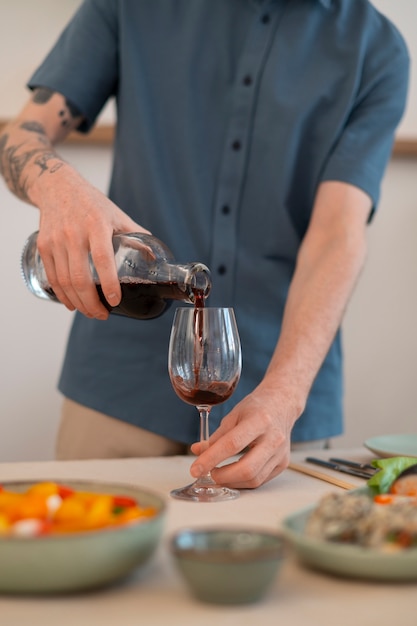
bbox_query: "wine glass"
[168,307,242,502]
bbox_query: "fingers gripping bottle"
[20,231,211,320]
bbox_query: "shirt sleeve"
[27,0,119,133]
[319,26,410,217]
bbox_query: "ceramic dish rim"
[170,525,285,562]
[280,486,417,579]
[363,433,417,458]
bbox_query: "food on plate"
[0,481,158,537]
[305,491,417,550]
[305,457,417,551]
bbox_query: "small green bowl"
[170,527,285,605]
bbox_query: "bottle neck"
[172,262,212,304]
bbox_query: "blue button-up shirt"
[29,0,409,443]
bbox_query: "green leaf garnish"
[367,456,417,494]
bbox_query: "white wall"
[338,157,417,447]
[372,0,417,140]
[0,1,416,461]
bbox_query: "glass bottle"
[21,231,211,320]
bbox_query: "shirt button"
[261,14,270,24]
[217,265,227,275]
[221,205,231,215]
[242,75,253,86]
[231,140,242,151]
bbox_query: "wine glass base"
[170,481,240,503]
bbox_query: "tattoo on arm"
[33,152,64,175]
[20,121,49,146]
[32,87,82,129]
[21,121,46,135]
[0,133,63,202]
[32,87,54,104]
[0,89,77,202]
[0,137,43,201]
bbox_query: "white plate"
[281,487,417,581]
[364,434,417,458]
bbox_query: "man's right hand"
[0,88,149,319]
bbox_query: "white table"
[0,448,414,626]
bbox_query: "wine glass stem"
[197,405,214,483]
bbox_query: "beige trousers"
[56,398,189,460]
[56,398,328,460]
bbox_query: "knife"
[328,457,376,472]
[305,457,374,480]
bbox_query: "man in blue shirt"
[0,0,409,488]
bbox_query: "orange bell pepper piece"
[27,482,59,498]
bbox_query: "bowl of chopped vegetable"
[281,457,417,581]
[0,479,166,594]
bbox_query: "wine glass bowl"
[168,307,242,502]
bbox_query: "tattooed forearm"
[0,133,64,202]
[0,89,79,204]
[0,137,42,201]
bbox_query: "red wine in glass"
[168,306,242,502]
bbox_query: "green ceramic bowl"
[170,527,285,605]
[0,479,166,594]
